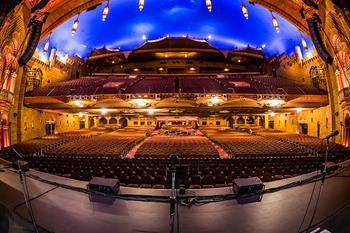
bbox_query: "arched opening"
[89,118,95,128]
[227,117,234,128]
[119,117,128,128]
[236,116,245,125]
[0,114,10,148]
[344,114,350,147]
[109,117,117,124]
[99,117,107,125]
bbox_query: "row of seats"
[27,74,326,96]
[23,156,327,188]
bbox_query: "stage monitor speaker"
[307,17,333,65]
[87,177,120,194]
[19,19,44,66]
[233,177,264,195]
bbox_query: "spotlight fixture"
[139,0,144,11]
[271,12,280,33]
[102,1,110,21]
[71,15,80,36]
[241,2,249,20]
[206,0,212,12]
[43,33,51,55]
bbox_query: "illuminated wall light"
[271,13,280,33]
[139,0,144,11]
[224,68,230,72]
[241,3,249,20]
[206,0,212,12]
[71,15,80,36]
[296,107,303,113]
[301,36,308,52]
[100,108,108,114]
[189,67,196,71]
[269,99,284,107]
[135,99,147,107]
[133,68,139,71]
[185,54,188,58]
[102,2,110,22]
[209,96,220,105]
[165,54,168,58]
[269,112,275,117]
[148,109,154,115]
[78,112,84,118]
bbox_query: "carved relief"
[333,34,350,91]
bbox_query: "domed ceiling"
[37,0,314,59]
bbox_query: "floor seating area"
[204,129,307,157]
[257,130,350,158]
[135,135,219,158]
[11,128,109,156]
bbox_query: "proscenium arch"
[39,0,310,41]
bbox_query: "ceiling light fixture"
[271,12,280,33]
[43,33,51,55]
[102,1,110,21]
[206,0,212,12]
[301,35,308,52]
[71,15,80,36]
[241,2,249,20]
[139,0,144,11]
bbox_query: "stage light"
[262,44,266,49]
[241,3,249,20]
[102,2,110,21]
[142,34,147,40]
[71,15,79,36]
[206,0,212,12]
[271,12,280,33]
[139,0,144,11]
[208,34,212,39]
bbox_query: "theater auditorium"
[0,0,350,233]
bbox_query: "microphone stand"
[13,148,39,233]
[169,155,177,233]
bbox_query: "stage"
[0,161,350,233]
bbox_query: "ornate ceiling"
[25,0,315,40]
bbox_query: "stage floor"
[0,163,350,233]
